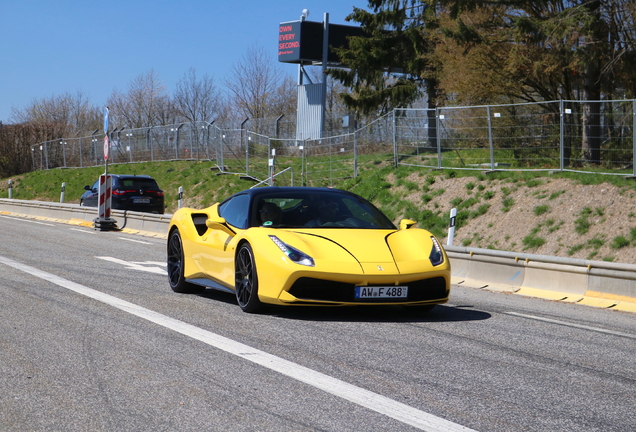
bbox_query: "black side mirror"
[84,185,91,190]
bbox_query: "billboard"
[278,20,365,65]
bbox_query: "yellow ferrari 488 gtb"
[167,187,450,313]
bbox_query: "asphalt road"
[1,214,635,432]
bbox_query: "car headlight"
[269,235,315,267]
[429,236,444,266]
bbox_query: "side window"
[219,194,250,229]
[92,180,99,191]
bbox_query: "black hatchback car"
[80,174,165,214]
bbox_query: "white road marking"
[118,237,151,244]
[506,312,636,339]
[69,228,96,234]
[131,261,166,267]
[96,256,167,275]
[0,254,475,432]
[0,215,55,226]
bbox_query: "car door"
[199,194,250,287]
[82,180,99,206]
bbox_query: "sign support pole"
[95,106,118,231]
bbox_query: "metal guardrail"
[1,198,635,312]
[0,199,170,237]
[446,246,636,310]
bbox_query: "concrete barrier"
[2,198,635,312]
[446,245,636,312]
[0,198,170,237]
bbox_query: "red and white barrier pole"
[98,174,112,219]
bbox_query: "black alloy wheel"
[235,243,262,313]
[167,229,204,294]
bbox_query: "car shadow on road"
[265,304,490,323]
[194,289,491,322]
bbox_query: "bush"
[611,236,630,249]
[523,234,546,249]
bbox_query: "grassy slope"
[2,159,636,263]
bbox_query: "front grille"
[288,276,448,303]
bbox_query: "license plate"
[355,286,408,299]
[133,198,150,203]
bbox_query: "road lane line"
[118,237,152,244]
[506,312,636,339]
[96,256,167,275]
[0,215,55,226]
[0,254,475,432]
[69,228,96,234]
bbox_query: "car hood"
[271,228,440,275]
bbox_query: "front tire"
[235,243,262,313]
[167,229,204,294]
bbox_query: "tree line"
[329,0,636,164]
[0,45,349,178]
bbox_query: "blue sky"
[0,0,367,123]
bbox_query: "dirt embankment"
[399,174,636,264]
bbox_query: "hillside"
[2,160,636,264]
[388,173,636,263]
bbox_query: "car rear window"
[119,178,160,189]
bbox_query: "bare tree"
[173,68,220,123]
[106,70,170,129]
[223,45,287,127]
[10,90,100,137]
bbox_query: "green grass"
[3,159,636,261]
[611,236,631,249]
[522,233,546,249]
[574,207,593,234]
[502,197,514,212]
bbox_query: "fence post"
[61,140,67,168]
[436,108,442,169]
[353,129,358,178]
[300,141,306,186]
[269,139,275,186]
[148,127,155,162]
[633,99,636,178]
[560,99,565,171]
[44,142,50,170]
[79,137,83,168]
[241,118,249,175]
[220,132,226,172]
[487,106,495,170]
[393,109,398,168]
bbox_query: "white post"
[60,182,66,203]
[447,208,457,246]
[178,186,184,209]
[269,148,276,186]
[8,179,13,199]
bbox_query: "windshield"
[250,190,395,229]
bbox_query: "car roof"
[109,174,155,179]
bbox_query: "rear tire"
[167,229,204,294]
[235,243,262,313]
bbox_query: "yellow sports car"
[167,187,450,313]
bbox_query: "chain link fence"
[31,100,636,184]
